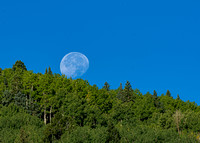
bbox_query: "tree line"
[0,60,200,142]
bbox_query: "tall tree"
[124,81,133,102]
[173,110,184,135]
[117,83,125,101]
[11,68,23,94]
[103,82,110,91]
[12,60,27,71]
[48,67,53,75]
[45,68,48,74]
[166,90,171,97]
[153,90,158,98]
[177,94,180,100]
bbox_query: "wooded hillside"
[0,61,200,142]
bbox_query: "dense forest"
[0,60,200,143]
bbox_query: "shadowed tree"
[177,94,180,100]
[14,91,26,108]
[1,90,13,106]
[103,82,110,91]
[153,90,158,98]
[48,67,53,75]
[106,121,121,143]
[124,81,133,102]
[45,68,48,74]
[166,90,171,97]
[12,60,27,71]
[4,77,8,89]
[117,83,125,101]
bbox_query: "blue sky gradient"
[0,0,200,104]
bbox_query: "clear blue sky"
[0,0,200,104]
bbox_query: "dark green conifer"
[14,92,26,108]
[48,67,53,75]
[177,94,180,100]
[12,60,27,71]
[45,68,48,74]
[106,121,121,143]
[153,90,158,98]
[166,90,171,97]
[117,83,124,101]
[1,90,13,106]
[124,81,133,101]
[103,82,110,91]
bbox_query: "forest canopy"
[0,61,200,143]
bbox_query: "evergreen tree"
[45,68,48,74]
[1,90,13,106]
[124,81,133,102]
[166,90,171,97]
[103,82,110,91]
[48,67,53,75]
[0,60,199,143]
[117,83,124,101]
[153,90,158,98]
[12,60,27,71]
[14,91,26,108]
[177,94,180,100]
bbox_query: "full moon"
[60,52,89,78]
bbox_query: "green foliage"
[0,61,199,142]
[123,81,134,102]
[1,90,13,106]
[166,90,171,97]
[117,125,197,143]
[0,104,44,142]
[43,112,75,142]
[60,126,108,143]
[12,60,27,71]
[103,82,110,91]
[106,121,121,143]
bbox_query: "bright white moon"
[60,52,89,78]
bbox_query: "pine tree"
[117,83,125,101]
[48,67,53,75]
[45,68,48,74]
[166,90,171,97]
[12,60,27,71]
[153,90,158,98]
[103,82,110,91]
[177,94,180,100]
[124,81,133,102]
